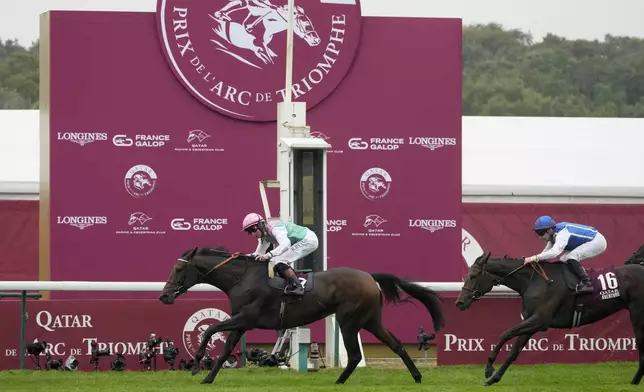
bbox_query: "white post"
[284,0,295,103]
[280,0,307,369]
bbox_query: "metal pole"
[20,290,26,370]
[284,0,295,103]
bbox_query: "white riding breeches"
[560,232,607,262]
[271,230,319,267]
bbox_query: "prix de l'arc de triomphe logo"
[156,0,363,121]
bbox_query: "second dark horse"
[455,244,644,386]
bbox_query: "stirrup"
[576,282,593,293]
[284,286,304,296]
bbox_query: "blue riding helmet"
[533,216,556,233]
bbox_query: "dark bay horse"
[455,245,644,386]
[159,246,445,385]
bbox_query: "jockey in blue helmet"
[524,215,607,295]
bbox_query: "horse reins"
[529,261,553,283]
[465,260,553,300]
[172,252,241,292]
[203,252,240,275]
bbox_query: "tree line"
[1,23,643,116]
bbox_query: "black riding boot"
[282,267,304,296]
[568,259,593,295]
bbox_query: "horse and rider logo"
[124,164,158,198]
[182,308,231,360]
[210,0,321,68]
[156,0,363,121]
[359,168,392,201]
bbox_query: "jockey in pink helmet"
[242,212,319,296]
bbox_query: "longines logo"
[156,0,363,121]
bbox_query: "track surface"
[0,362,638,392]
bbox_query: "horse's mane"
[197,245,231,256]
[489,254,523,263]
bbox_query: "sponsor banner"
[0,298,445,369]
[347,136,458,152]
[0,299,257,370]
[0,297,636,370]
[437,297,637,365]
[0,299,326,370]
[45,10,462,297]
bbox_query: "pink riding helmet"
[241,212,264,231]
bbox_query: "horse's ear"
[483,252,492,262]
[474,252,489,265]
[186,247,199,260]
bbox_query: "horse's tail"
[370,273,445,332]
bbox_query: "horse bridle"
[461,259,551,300]
[460,264,504,301]
[169,250,241,295]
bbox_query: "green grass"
[0,363,639,392]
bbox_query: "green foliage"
[1,23,644,117]
[0,38,39,109]
[463,23,644,117]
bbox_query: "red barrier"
[436,297,637,365]
[0,200,38,281]
[0,298,328,370]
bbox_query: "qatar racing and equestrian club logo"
[156,0,362,121]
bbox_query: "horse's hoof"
[201,378,214,384]
[484,377,499,386]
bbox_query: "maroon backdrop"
[461,203,644,273]
[0,200,38,281]
[7,202,644,282]
[44,9,463,299]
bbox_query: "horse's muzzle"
[455,294,475,311]
[158,293,175,305]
